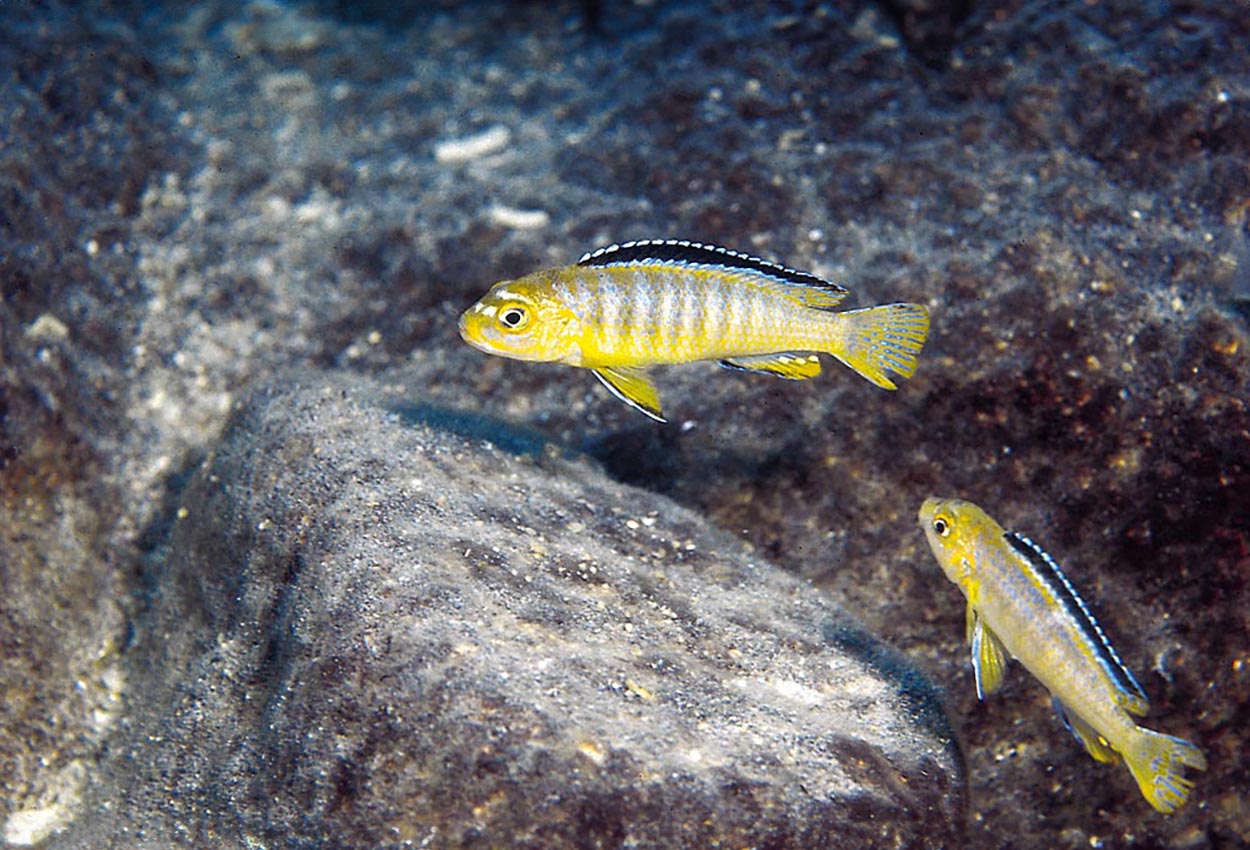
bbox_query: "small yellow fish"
[918,497,1207,814]
[459,240,930,421]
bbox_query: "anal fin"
[969,608,1010,700]
[718,352,822,380]
[592,366,665,422]
[1052,697,1121,764]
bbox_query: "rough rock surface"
[1,0,1247,848]
[53,373,961,848]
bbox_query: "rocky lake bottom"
[1,1,1247,847]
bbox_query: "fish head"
[459,273,580,363]
[918,496,990,591]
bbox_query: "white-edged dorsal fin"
[578,239,848,309]
[1004,531,1149,713]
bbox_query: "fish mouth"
[458,314,504,356]
[458,312,484,348]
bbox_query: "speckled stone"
[52,372,963,848]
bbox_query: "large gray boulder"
[56,372,962,848]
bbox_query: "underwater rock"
[57,372,963,849]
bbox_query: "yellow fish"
[918,497,1207,813]
[459,240,930,421]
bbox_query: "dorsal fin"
[1003,531,1149,712]
[578,239,848,309]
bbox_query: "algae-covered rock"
[54,372,962,848]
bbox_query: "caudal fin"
[830,303,930,389]
[1124,727,1207,814]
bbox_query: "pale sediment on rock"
[58,371,963,849]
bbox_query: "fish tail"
[1123,727,1207,814]
[828,303,930,389]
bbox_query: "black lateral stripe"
[1003,532,1147,702]
[578,239,846,294]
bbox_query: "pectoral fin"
[969,609,1009,700]
[1052,697,1120,764]
[592,367,665,422]
[718,352,823,380]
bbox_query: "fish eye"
[498,306,528,330]
[933,517,950,538]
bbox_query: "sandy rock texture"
[45,373,961,848]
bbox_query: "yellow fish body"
[918,497,1206,813]
[459,240,930,421]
